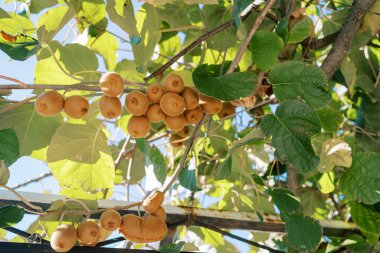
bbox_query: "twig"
[226,0,277,74]
[114,135,131,167]
[321,0,376,80]
[286,166,299,195]
[162,113,207,193]
[330,193,345,220]
[0,96,37,114]
[0,84,143,92]
[0,75,26,87]
[12,172,53,190]
[0,185,43,212]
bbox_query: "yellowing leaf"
[318,172,335,194]
[317,139,352,173]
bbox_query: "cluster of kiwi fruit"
[34,72,124,120]
[125,73,236,140]
[50,191,167,252]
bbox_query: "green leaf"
[275,18,289,42]
[47,120,115,192]
[268,188,300,215]
[156,2,198,29]
[0,161,10,185]
[249,31,283,72]
[159,241,185,253]
[318,172,335,194]
[106,0,139,37]
[285,213,322,252]
[89,32,118,71]
[136,139,167,184]
[299,189,326,217]
[193,64,257,101]
[317,107,343,133]
[340,152,380,205]
[29,0,58,13]
[288,17,313,44]
[0,33,39,61]
[349,202,380,235]
[269,61,330,109]
[260,100,321,173]
[317,139,352,173]
[179,164,201,192]
[115,59,146,83]
[37,5,76,42]
[215,155,232,180]
[0,128,19,166]
[0,206,24,228]
[0,104,63,158]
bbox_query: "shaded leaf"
[215,155,232,180]
[0,32,38,61]
[0,128,19,166]
[159,241,185,253]
[0,206,24,228]
[179,164,201,192]
[350,202,380,235]
[288,17,313,43]
[317,107,343,133]
[268,188,300,215]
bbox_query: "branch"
[321,0,376,80]
[162,113,207,193]
[143,4,270,82]
[0,83,143,92]
[0,96,37,114]
[286,166,299,195]
[0,74,26,87]
[226,0,277,74]
[12,172,53,190]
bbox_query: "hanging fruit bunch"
[50,191,167,252]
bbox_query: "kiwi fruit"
[35,91,65,117]
[146,104,165,123]
[119,214,167,243]
[181,87,199,110]
[169,134,184,148]
[77,221,100,245]
[184,106,203,125]
[127,116,151,138]
[50,224,77,252]
[163,74,184,93]
[146,84,164,103]
[164,115,186,132]
[100,209,122,231]
[217,102,236,119]
[99,96,122,119]
[64,95,90,119]
[151,206,167,221]
[160,93,185,117]
[199,94,222,114]
[99,72,124,97]
[125,91,149,116]
[143,191,165,213]
[176,126,189,138]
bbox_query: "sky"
[0,1,259,252]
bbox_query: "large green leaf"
[317,107,343,133]
[340,152,380,205]
[0,128,19,166]
[0,33,39,61]
[317,138,352,173]
[47,120,115,192]
[136,139,167,184]
[285,213,322,252]
[88,32,118,71]
[248,31,283,72]
[193,64,257,101]
[179,164,201,192]
[35,41,100,84]
[260,100,321,173]
[156,1,199,29]
[0,104,63,158]
[288,17,313,44]
[106,0,139,37]
[0,206,24,228]
[350,202,380,235]
[269,61,330,109]
[268,188,300,215]
[37,5,76,42]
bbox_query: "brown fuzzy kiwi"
[119,214,167,243]
[159,93,185,117]
[169,134,184,148]
[64,95,90,119]
[199,94,222,114]
[164,115,186,131]
[163,74,184,93]
[146,104,165,123]
[143,191,165,213]
[181,87,199,110]
[146,84,164,103]
[184,106,203,125]
[99,72,124,97]
[99,96,122,119]
[176,126,189,138]
[50,224,77,253]
[100,209,122,232]
[125,91,149,116]
[217,102,236,119]
[35,91,65,116]
[76,221,100,245]
[127,116,151,138]
[151,206,167,221]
